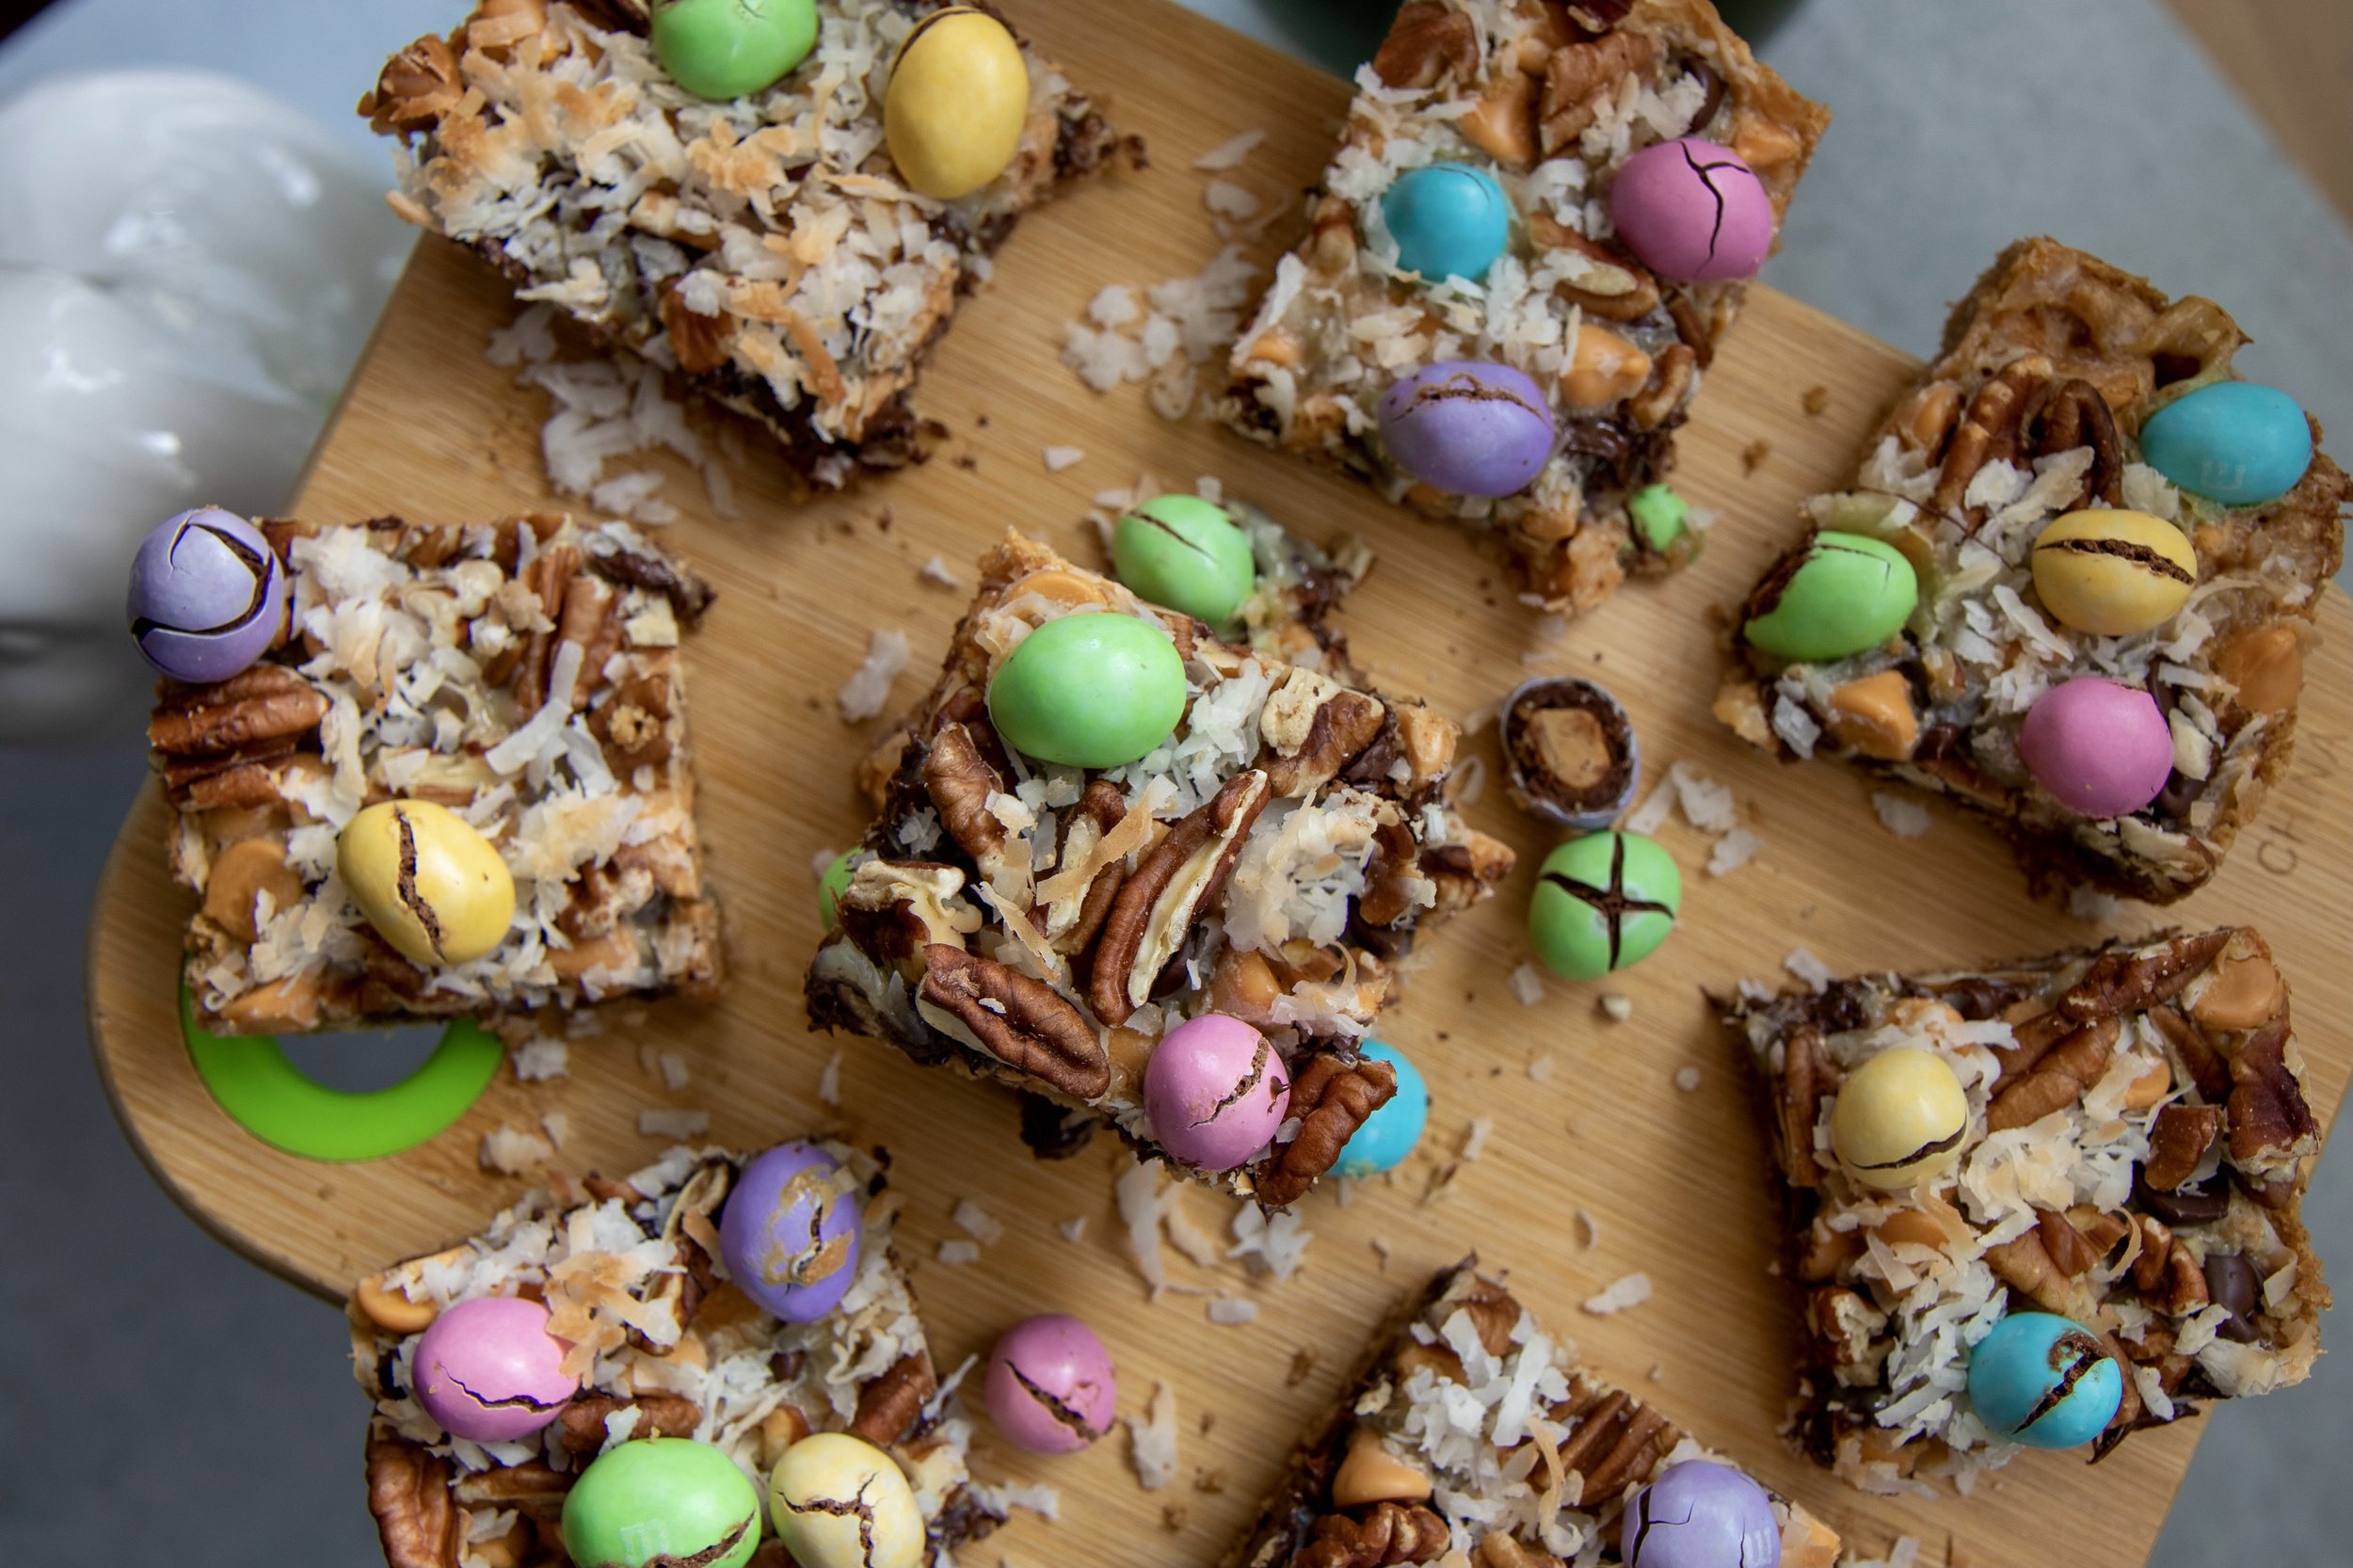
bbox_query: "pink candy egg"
[1608,136,1773,282]
[413,1296,578,1444]
[2018,677,2175,818]
[984,1314,1117,1454]
[1143,1013,1290,1173]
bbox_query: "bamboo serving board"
[85,4,2349,1563]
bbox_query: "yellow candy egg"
[2028,509,2197,637]
[336,799,516,968]
[768,1433,922,1568]
[884,8,1030,200]
[1830,1047,1970,1191]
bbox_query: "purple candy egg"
[1609,137,1774,283]
[718,1141,864,1323]
[413,1296,577,1445]
[1144,1014,1290,1173]
[984,1314,1117,1455]
[125,506,287,684]
[1377,360,1555,499]
[2017,676,2175,819]
[1623,1460,1782,1568]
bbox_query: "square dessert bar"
[1730,928,2329,1491]
[807,533,1513,1206]
[151,514,720,1034]
[1717,237,2349,902]
[1224,1262,1842,1568]
[363,0,1128,489]
[352,1142,1000,1568]
[1221,0,1828,614]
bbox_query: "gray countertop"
[2,1,2345,1562]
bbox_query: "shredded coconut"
[1871,792,1931,839]
[817,1050,843,1107]
[1783,946,1833,992]
[1192,129,1267,170]
[1042,444,1086,472]
[1207,1297,1259,1326]
[1126,1382,1179,1490]
[952,1199,1004,1247]
[1581,1272,1653,1316]
[1509,964,1547,1005]
[935,1240,981,1266]
[1599,993,1633,1022]
[1673,1066,1702,1093]
[838,630,910,722]
[636,1108,709,1140]
[512,1038,570,1081]
[479,1124,553,1174]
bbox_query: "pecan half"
[922,722,1009,864]
[2144,1103,2226,1191]
[1048,781,1130,955]
[1088,771,1271,1024]
[2036,1207,2103,1277]
[360,34,461,135]
[2034,376,2123,507]
[1371,2,1479,89]
[1984,1228,2093,1317]
[1301,1502,1450,1568]
[850,1352,937,1447]
[150,664,327,758]
[1929,356,2052,520]
[449,1457,570,1520]
[2146,1002,2232,1100]
[1627,343,1697,429]
[1549,1384,1670,1503]
[1987,1016,2119,1132]
[557,1392,699,1456]
[2226,1016,2318,1173]
[919,944,1110,1099]
[1255,1053,1398,1207]
[1540,32,1656,155]
[364,1432,465,1568]
[1994,932,2230,1080]
[1776,1025,1829,1188]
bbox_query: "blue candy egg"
[1966,1311,2122,1449]
[1381,164,1511,285]
[1333,1040,1428,1176]
[2138,380,2313,507]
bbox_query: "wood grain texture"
[86,3,2348,1563]
[2163,0,2353,223]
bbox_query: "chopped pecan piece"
[150,664,327,758]
[850,1352,937,1446]
[920,945,1109,1099]
[1301,1501,1450,1568]
[556,1391,700,1456]
[364,1432,466,1568]
[1088,771,1270,1024]
[1776,1025,1829,1188]
[1261,679,1385,797]
[2225,1017,2318,1172]
[922,722,1009,864]
[2143,1103,2226,1192]
[1929,355,2051,520]
[1539,31,1656,155]
[2035,1207,2103,1277]
[1255,1053,1398,1207]
[2146,1003,2232,1100]
[1987,1016,2118,1131]
[659,278,732,374]
[2033,376,2123,506]
[1984,1228,2092,1317]
[1371,2,1479,89]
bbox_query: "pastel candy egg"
[987,612,1186,769]
[1112,494,1257,626]
[564,1437,761,1568]
[1609,136,1774,282]
[1377,360,1556,498]
[2029,509,2196,636]
[1966,1311,2123,1448]
[717,1141,863,1323]
[411,1296,576,1444]
[2017,676,2174,818]
[984,1313,1117,1454]
[650,0,818,100]
[1143,1013,1290,1173]
[2138,380,2313,507]
[818,849,861,932]
[125,507,286,684]
[1627,483,1689,552]
[1380,162,1512,284]
[884,8,1031,200]
[769,1432,924,1568]
[1830,1047,1968,1190]
[1331,1040,1427,1176]
[1529,831,1680,981]
[336,800,517,968]
[1741,531,1918,664]
[1623,1460,1782,1568]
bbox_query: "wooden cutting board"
[84,3,2349,1563]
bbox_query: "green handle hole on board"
[179,983,502,1161]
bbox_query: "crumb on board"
[1802,384,1830,416]
[656,1050,689,1091]
[1460,1117,1495,1162]
[1042,444,1085,472]
[953,1198,1004,1246]
[1369,1236,1394,1272]
[1741,438,1772,473]
[837,629,909,722]
[1206,1297,1258,1326]
[1673,1065,1702,1093]
[1058,1215,1089,1244]
[1581,1272,1653,1316]
[539,1111,568,1148]
[1576,1208,1599,1250]
[1287,1349,1317,1385]
[2070,885,2121,921]
[1599,993,1633,1022]
[919,554,962,588]
[1508,963,1546,1005]
[1528,1052,1557,1082]
[936,1239,981,1266]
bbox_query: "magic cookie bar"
[807,534,1513,1206]
[1221,0,1828,613]
[352,1142,1001,1568]
[151,515,719,1033]
[1730,929,2329,1491]
[1717,238,2349,902]
[363,0,1127,489]
[1225,1262,1842,1567]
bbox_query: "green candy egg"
[1741,530,1918,664]
[818,849,860,932]
[1627,483,1689,552]
[1529,831,1681,980]
[562,1438,760,1568]
[987,612,1186,769]
[651,0,818,101]
[1112,494,1257,626]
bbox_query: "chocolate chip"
[1016,1092,1098,1160]
[2202,1252,2261,1342]
[1936,977,2025,1022]
[2133,1168,2228,1227]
